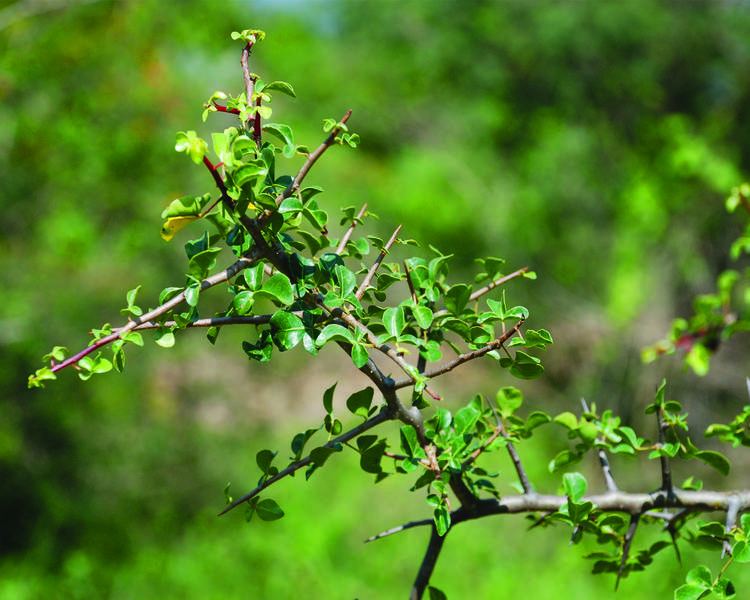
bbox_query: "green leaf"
[42,346,68,362]
[510,351,544,379]
[310,445,338,467]
[270,311,305,351]
[444,284,471,314]
[320,383,337,415]
[334,264,357,297]
[351,343,369,369]
[428,586,448,600]
[412,305,434,329]
[232,161,268,188]
[686,565,713,588]
[346,387,374,418]
[155,330,175,348]
[175,130,208,164]
[434,505,451,536]
[674,584,709,600]
[28,367,57,389]
[454,403,481,435]
[695,450,730,476]
[563,472,587,503]
[686,343,711,376]
[188,247,222,279]
[554,412,578,430]
[400,425,425,459]
[316,324,355,347]
[263,123,295,158]
[230,29,266,44]
[256,498,284,521]
[382,306,406,338]
[243,330,273,363]
[184,283,200,307]
[233,290,255,315]
[733,540,750,563]
[257,273,294,306]
[496,386,523,417]
[256,449,277,475]
[243,263,265,291]
[278,197,303,215]
[261,80,296,97]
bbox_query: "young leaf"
[255,498,284,521]
[346,387,374,419]
[256,273,294,306]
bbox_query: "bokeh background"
[3,0,750,597]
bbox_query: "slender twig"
[723,495,741,557]
[463,426,505,467]
[253,93,262,145]
[483,396,533,494]
[260,109,353,219]
[219,408,391,516]
[616,514,640,590]
[117,314,280,333]
[366,518,433,543]
[656,405,673,497]
[49,253,260,374]
[410,525,447,600]
[240,41,257,133]
[355,225,402,300]
[212,102,240,115]
[335,203,368,254]
[432,267,529,319]
[393,319,525,389]
[371,489,750,544]
[329,306,441,401]
[404,261,418,303]
[581,398,618,493]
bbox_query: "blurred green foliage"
[3,0,750,597]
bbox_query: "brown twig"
[432,267,529,319]
[366,518,432,543]
[616,514,640,590]
[219,408,391,516]
[240,41,257,134]
[410,525,447,600]
[260,109,353,220]
[656,405,673,497]
[49,253,260,374]
[392,319,525,389]
[355,225,401,300]
[335,203,368,254]
[212,102,240,115]
[581,398,618,493]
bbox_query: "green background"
[2,0,750,597]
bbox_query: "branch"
[49,253,260,374]
[355,224,401,300]
[366,518,432,543]
[219,407,392,516]
[118,313,280,332]
[432,267,529,319]
[410,525,447,600]
[335,203,368,254]
[212,102,240,115]
[240,41,257,133]
[723,495,741,557]
[581,398,618,493]
[257,109,353,221]
[393,319,525,389]
[616,514,640,590]
[656,404,674,497]
[372,489,750,544]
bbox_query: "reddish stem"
[212,102,240,115]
